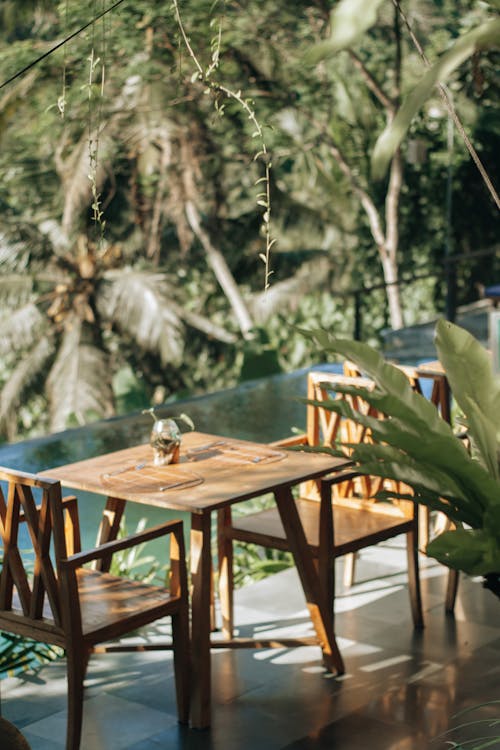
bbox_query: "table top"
[416,360,446,376]
[42,431,347,514]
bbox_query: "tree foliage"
[0,0,497,440]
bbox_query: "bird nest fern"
[299,319,500,585]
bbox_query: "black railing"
[348,245,498,340]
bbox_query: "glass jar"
[149,418,181,466]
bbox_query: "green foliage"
[0,2,498,441]
[0,632,62,676]
[230,493,294,587]
[372,18,500,179]
[437,700,500,750]
[109,516,168,585]
[306,0,385,61]
[300,319,500,578]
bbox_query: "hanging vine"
[85,0,107,245]
[171,0,275,289]
[57,0,69,118]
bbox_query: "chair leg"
[210,565,217,632]
[217,508,234,639]
[343,552,357,587]
[171,608,191,724]
[445,568,459,613]
[418,505,430,549]
[66,648,88,750]
[406,530,424,629]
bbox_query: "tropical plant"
[300,318,500,597]
[306,0,500,328]
[436,700,500,750]
[1,1,498,442]
[227,492,294,587]
[0,632,62,676]
[109,516,169,585]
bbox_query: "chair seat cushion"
[77,569,178,642]
[229,497,414,556]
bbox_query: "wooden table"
[416,360,451,423]
[44,431,348,728]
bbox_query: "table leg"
[274,485,345,675]
[94,496,126,572]
[190,511,212,729]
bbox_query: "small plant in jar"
[142,408,195,466]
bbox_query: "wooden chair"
[0,468,190,750]
[342,361,459,611]
[217,373,423,673]
[0,717,32,750]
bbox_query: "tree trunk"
[380,249,404,330]
[185,201,255,339]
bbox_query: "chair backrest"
[307,372,413,517]
[0,467,74,634]
[343,360,450,422]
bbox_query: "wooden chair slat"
[0,466,190,748]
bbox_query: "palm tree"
[0,209,242,439]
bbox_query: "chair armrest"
[269,434,308,448]
[61,519,184,569]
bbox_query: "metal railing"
[348,246,498,340]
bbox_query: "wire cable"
[0,0,127,92]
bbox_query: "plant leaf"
[0,303,45,356]
[0,335,54,437]
[97,270,185,366]
[427,528,500,576]
[372,18,500,179]
[305,0,385,62]
[299,328,500,522]
[435,319,500,478]
[46,315,113,432]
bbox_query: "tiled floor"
[2,543,499,749]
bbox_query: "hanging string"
[0,0,127,92]
[393,0,499,210]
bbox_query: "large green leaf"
[302,330,457,436]
[371,18,500,179]
[304,391,491,525]
[463,395,499,480]
[348,454,484,527]
[305,0,385,62]
[300,326,500,527]
[427,528,500,576]
[435,319,500,419]
[435,319,500,478]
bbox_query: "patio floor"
[2,542,499,750]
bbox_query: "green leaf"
[435,319,500,479]
[427,528,500,576]
[435,319,500,419]
[300,329,500,523]
[462,395,499,480]
[305,0,385,62]
[371,18,500,179]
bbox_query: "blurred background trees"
[0,0,498,440]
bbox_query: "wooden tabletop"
[416,360,446,376]
[42,431,347,514]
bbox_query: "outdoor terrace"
[1,358,499,749]
[2,544,499,749]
